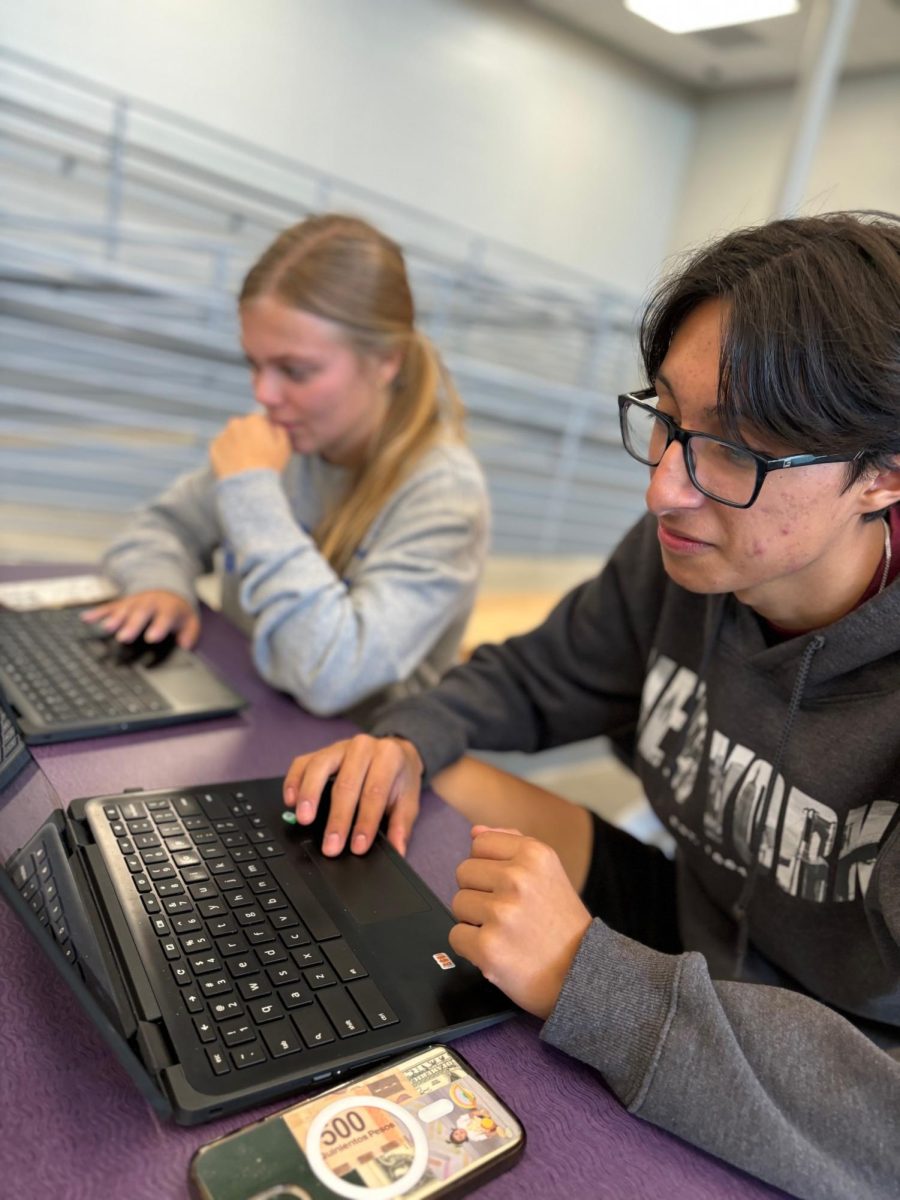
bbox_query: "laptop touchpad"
[304,841,431,925]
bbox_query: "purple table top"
[0,567,788,1199]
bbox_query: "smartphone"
[189,1044,525,1200]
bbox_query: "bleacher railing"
[0,46,648,558]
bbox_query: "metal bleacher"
[0,46,649,561]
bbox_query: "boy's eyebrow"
[655,371,720,421]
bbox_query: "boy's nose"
[646,441,705,513]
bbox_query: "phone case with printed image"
[189,1044,525,1200]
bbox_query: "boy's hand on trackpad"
[283,734,424,859]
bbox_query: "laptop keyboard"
[0,608,171,725]
[9,817,110,979]
[0,703,29,789]
[98,787,399,1079]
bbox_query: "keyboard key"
[292,1006,335,1049]
[318,988,366,1038]
[222,1020,256,1047]
[238,976,271,1001]
[269,911,299,931]
[184,989,205,1013]
[207,916,237,937]
[193,1016,217,1043]
[206,1046,230,1075]
[200,975,233,998]
[189,953,223,975]
[280,927,311,949]
[209,997,244,1021]
[349,979,399,1029]
[248,996,284,1024]
[216,873,243,891]
[235,907,265,926]
[227,956,259,978]
[231,1044,266,1069]
[173,915,203,934]
[304,966,337,990]
[267,962,301,987]
[261,1020,302,1058]
[170,962,192,986]
[291,946,323,969]
[323,940,368,982]
[277,981,314,1009]
[256,944,287,966]
[215,934,248,957]
[180,932,211,953]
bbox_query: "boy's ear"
[859,455,900,515]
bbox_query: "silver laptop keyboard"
[98,787,399,1078]
[0,608,171,724]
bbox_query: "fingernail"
[352,833,368,853]
[324,832,341,855]
[298,801,313,823]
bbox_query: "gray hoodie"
[102,442,489,722]
[371,511,900,1200]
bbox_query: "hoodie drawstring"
[731,632,826,975]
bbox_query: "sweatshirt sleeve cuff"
[104,563,198,608]
[541,919,682,1107]
[214,470,305,556]
[368,703,469,783]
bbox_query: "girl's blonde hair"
[239,214,466,577]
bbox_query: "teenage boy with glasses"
[282,211,900,1200]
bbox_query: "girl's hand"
[81,589,200,648]
[210,413,292,478]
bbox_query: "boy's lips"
[657,521,713,552]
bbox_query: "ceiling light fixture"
[624,0,800,35]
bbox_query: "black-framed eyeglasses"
[617,389,859,509]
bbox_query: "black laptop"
[0,605,245,743]
[0,708,514,1125]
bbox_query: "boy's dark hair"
[640,211,900,486]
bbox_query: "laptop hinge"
[136,1018,176,1073]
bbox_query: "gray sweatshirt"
[371,512,900,1200]
[101,442,489,720]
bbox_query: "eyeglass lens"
[623,402,758,506]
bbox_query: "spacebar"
[288,870,340,941]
